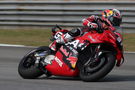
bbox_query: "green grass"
[0,29,134,51]
[0,29,52,46]
[123,33,135,52]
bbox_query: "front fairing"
[78,30,116,44]
[81,31,104,44]
[79,30,124,66]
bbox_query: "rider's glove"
[88,22,98,30]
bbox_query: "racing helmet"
[102,9,122,26]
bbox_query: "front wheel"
[18,46,49,79]
[79,52,116,82]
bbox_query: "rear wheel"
[79,53,116,82]
[18,46,49,79]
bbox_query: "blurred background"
[0,0,134,51]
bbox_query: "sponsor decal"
[88,36,96,42]
[67,56,78,69]
[55,57,63,67]
[60,46,69,56]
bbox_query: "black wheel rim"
[22,49,48,68]
[82,56,107,75]
[23,53,36,68]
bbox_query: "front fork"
[34,51,52,76]
[83,44,108,73]
[34,51,48,67]
[84,45,102,66]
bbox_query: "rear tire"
[18,46,49,79]
[79,53,116,82]
[18,60,43,79]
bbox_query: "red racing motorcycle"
[18,25,124,82]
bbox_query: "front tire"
[79,53,116,82]
[18,46,49,79]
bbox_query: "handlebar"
[52,24,62,33]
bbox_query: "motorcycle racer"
[18,9,125,81]
[49,9,124,66]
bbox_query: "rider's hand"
[102,22,109,30]
[88,23,98,29]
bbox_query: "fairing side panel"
[45,46,79,76]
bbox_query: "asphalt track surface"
[0,46,135,90]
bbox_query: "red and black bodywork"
[18,25,124,81]
[45,28,124,77]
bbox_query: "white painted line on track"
[0,44,35,48]
[124,51,135,54]
[0,44,135,53]
[0,44,25,47]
